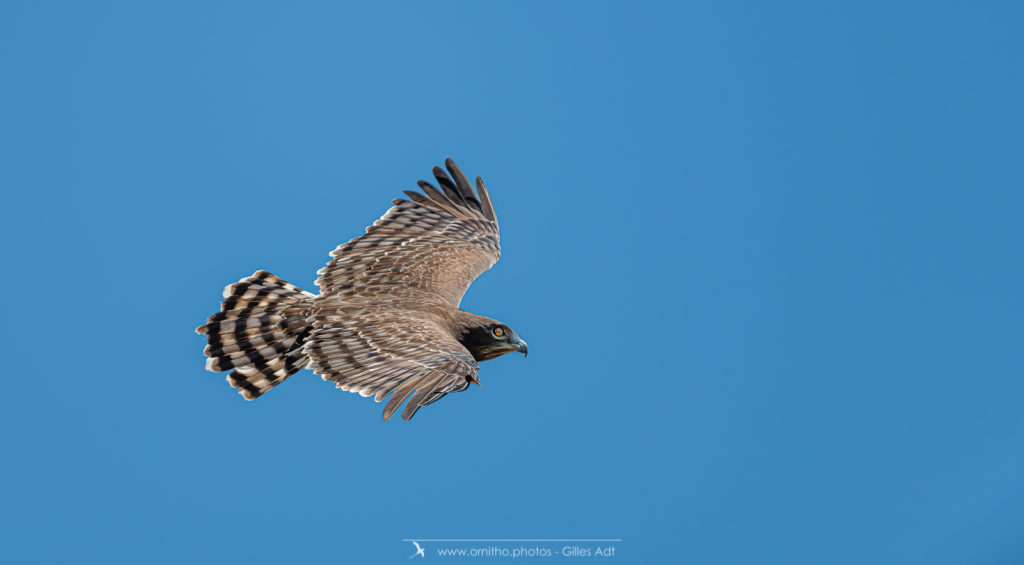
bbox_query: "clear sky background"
[2,2,1022,564]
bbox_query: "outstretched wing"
[305,314,480,421]
[307,159,498,420]
[315,158,499,308]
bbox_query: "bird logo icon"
[409,540,426,559]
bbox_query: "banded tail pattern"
[196,270,315,399]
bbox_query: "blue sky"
[2,2,1022,563]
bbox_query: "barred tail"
[196,270,315,399]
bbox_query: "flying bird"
[409,541,426,559]
[196,158,527,421]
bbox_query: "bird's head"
[458,318,528,362]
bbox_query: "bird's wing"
[315,158,500,309]
[305,313,479,421]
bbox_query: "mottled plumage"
[196,159,527,421]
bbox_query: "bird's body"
[196,159,526,421]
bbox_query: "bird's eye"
[492,326,505,338]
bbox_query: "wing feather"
[444,158,483,212]
[432,166,471,208]
[475,177,497,224]
[401,370,451,421]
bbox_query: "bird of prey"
[196,158,527,421]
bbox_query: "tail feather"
[197,270,314,399]
[226,345,310,399]
[203,332,297,359]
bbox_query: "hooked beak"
[515,338,528,358]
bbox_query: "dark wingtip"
[474,176,497,223]
[443,158,482,212]
[432,165,467,206]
